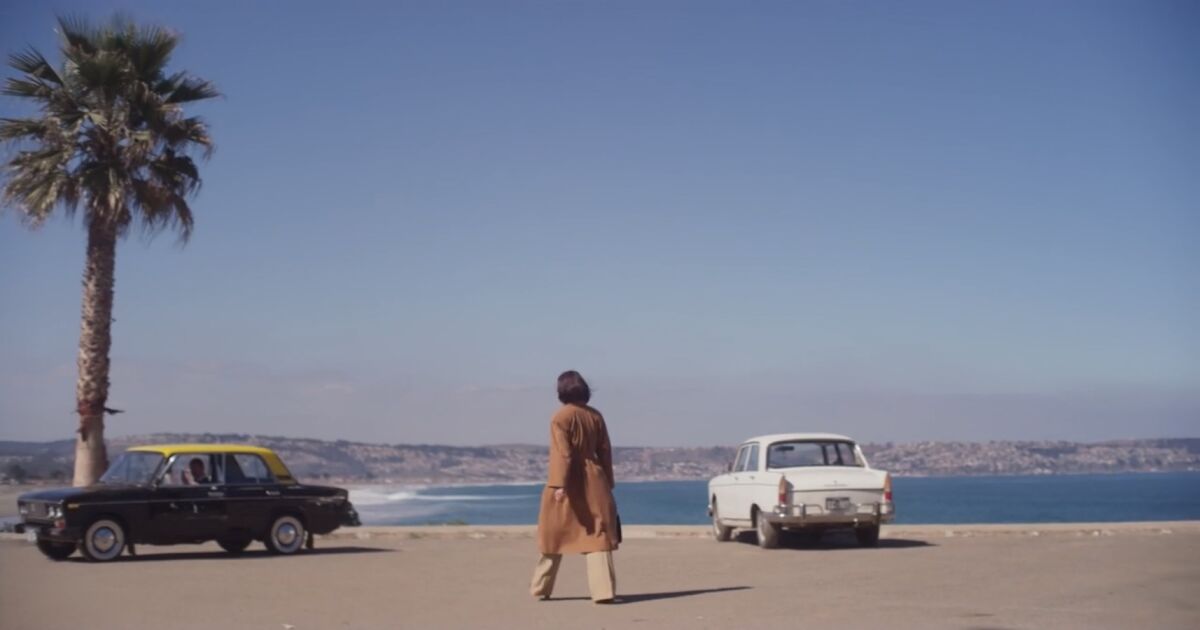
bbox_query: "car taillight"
[778,477,788,505]
[883,473,893,502]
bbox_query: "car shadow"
[544,586,752,603]
[732,530,934,550]
[67,546,392,563]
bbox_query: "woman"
[530,370,619,603]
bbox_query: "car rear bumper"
[766,501,895,527]
[340,503,361,527]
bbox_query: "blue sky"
[1,1,1196,445]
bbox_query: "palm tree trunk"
[72,219,117,487]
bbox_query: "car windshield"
[766,441,862,469]
[99,452,164,485]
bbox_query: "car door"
[731,443,761,519]
[722,444,752,521]
[150,453,228,541]
[712,445,746,520]
[223,453,278,537]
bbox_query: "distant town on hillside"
[1,434,1197,484]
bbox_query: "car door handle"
[266,490,281,496]
[208,492,224,498]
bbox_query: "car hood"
[19,484,143,503]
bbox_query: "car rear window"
[767,441,862,468]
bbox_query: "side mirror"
[726,463,733,473]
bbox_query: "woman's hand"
[553,488,566,503]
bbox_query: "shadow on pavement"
[618,586,752,603]
[732,530,935,550]
[67,546,392,563]
[545,586,752,603]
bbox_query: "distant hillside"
[1,434,1197,483]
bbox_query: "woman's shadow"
[547,586,750,603]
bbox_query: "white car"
[707,433,894,548]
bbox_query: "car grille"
[20,502,50,520]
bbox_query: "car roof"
[127,444,278,456]
[742,433,856,445]
[126,444,297,483]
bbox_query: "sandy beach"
[1,522,1197,629]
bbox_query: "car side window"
[158,454,223,486]
[836,442,861,466]
[226,454,275,485]
[746,444,760,471]
[732,446,749,472]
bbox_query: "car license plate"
[826,497,851,512]
[25,528,38,542]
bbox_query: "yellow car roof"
[126,444,296,482]
[128,444,277,456]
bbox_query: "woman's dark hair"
[557,370,591,405]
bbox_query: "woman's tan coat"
[536,404,619,555]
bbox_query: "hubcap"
[93,527,116,552]
[277,522,298,546]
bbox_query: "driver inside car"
[183,458,211,485]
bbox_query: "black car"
[17,444,361,562]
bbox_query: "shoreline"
[315,469,1200,485]
[297,520,1200,541]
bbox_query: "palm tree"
[1,16,218,485]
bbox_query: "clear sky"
[1,0,1196,446]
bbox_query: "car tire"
[856,524,881,547]
[711,501,733,542]
[264,515,305,555]
[36,537,76,561]
[80,518,126,562]
[218,538,252,554]
[755,509,780,549]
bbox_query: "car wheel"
[755,509,780,549]
[80,518,126,562]
[856,524,880,547]
[711,501,733,542]
[36,537,76,561]
[218,538,252,554]
[264,515,305,555]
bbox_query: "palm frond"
[127,25,178,82]
[56,15,100,56]
[2,77,55,100]
[8,47,64,85]
[0,117,52,142]
[165,76,219,104]
[131,176,194,242]
[2,145,78,224]
[161,116,214,155]
[73,54,127,100]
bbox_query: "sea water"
[351,472,1200,526]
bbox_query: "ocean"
[350,472,1200,526]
